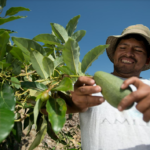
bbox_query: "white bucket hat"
[106,24,150,71]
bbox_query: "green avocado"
[41,91,49,102]
[93,71,133,109]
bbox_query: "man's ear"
[146,57,150,64]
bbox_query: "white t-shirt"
[79,78,150,150]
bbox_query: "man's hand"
[118,77,150,122]
[67,76,105,114]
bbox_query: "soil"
[21,113,81,150]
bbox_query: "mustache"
[119,56,137,62]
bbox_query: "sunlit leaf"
[0,83,16,111]
[72,30,86,42]
[10,46,30,63]
[0,108,14,142]
[42,56,54,77]
[54,56,64,68]
[47,54,54,61]
[12,37,46,56]
[11,77,21,89]
[28,116,47,150]
[57,66,75,75]
[0,29,16,34]
[0,31,10,61]
[63,38,80,74]
[50,23,68,43]
[46,97,67,134]
[33,99,43,129]
[5,7,30,16]
[81,44,109,73]
[33,34,61,46]
[30,50,49,79]
[10,47,24,62]
[66,15,80,36]
[54,77,73,91]
[0,16,26,25]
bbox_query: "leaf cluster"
[0,0,109,149]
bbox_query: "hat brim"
[106,32,150,71]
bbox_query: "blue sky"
[2,0,150,79]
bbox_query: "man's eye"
[120,47,126,49]
[135,49,142,52]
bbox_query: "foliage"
[0,0,109,149]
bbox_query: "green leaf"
[12,37,46,56]
[0,16,26,25]
[21,81,47,91]
[33,99,43,129]
[66,15,80,36]
[54,56,64,68]
[78,62,85,76]
[11,77,21,89]
[72,30,86,42]
[10,46,30,64]
[13,121,22,143]
[81,44,109,73]
[30,50,49,79]
[26,110,34,135]
[50,23,68,43]
[10,47,24,62]
[44,47,54,56]
[47,120,58,140]
[46,97,67,134]
[0,0,6,8]
[5,7,30,16]
[53,77,73,91]
[0,31,10,61]
[63,38,80,74]
[0,29,16,34]
[57,66,75,75]
[24,117,29,130]
[28,116,47,150]
[0,84,16,111]
[12,61,21,75]
[42,56,54,77]
[0,108,14,142]
[0,60,11,70]
[33,34,61,46]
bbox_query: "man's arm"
[118,77,150,122]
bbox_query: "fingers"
[74,76,95,90]
[75,85,101,95]
[71,90,105,112]
[136,97,150,113]
[143,109,150,122]
[118,93,136,111]
[71,76,103,113]
[121,77,142,90]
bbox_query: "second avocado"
[93,71,133,109]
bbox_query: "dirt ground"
[21,113,81,150]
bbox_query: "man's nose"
[125,48,134,57]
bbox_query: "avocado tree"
[0,0,109,149]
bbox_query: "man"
[67,24,150,150]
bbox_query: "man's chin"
[114,66,134,74]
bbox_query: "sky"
[2,0,150,79]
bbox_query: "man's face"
[113,38,148,78]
